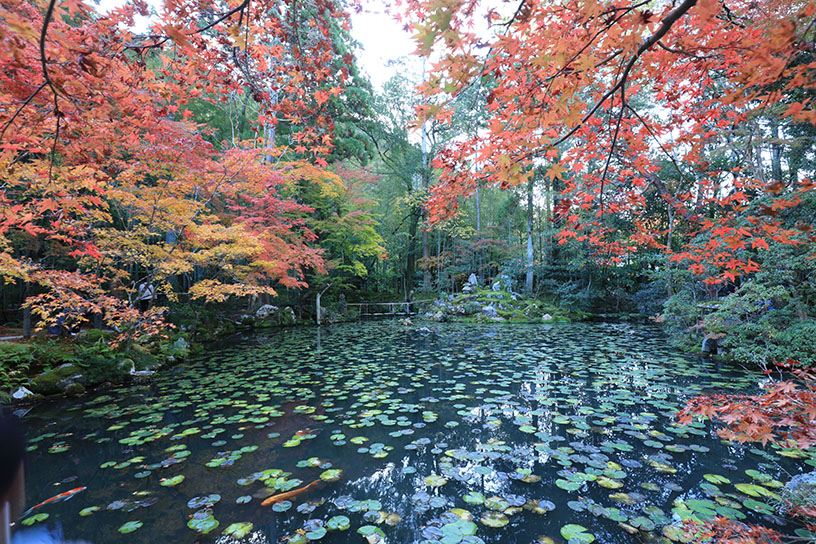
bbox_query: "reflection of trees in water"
[19,322,794,544]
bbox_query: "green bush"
[0,342,36,390]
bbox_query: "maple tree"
[0,0,366,336]
[678,359,816,542]
[400,0,816,284]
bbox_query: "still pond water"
[15,322,814,544]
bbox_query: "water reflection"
[15,322,811,544]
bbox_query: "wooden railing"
[346,299,436,317]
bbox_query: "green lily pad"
[327,515,350,530]
[480,511,509,527]
[320,469,342,482]
[561,524,595,543]
[424,474,448,487]
[21,513,49,526]
[187,516,219,534]
[463,491,485,505]
[160,475,184,487]
[118,521,143,534]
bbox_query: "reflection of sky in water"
[15,321,812,544]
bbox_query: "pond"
[13,321,814,544]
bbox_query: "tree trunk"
[771,121,783,182]
[422,229,431,290]
[22,281,31,338]
[436,230,442,289]
[666,205,675,297]
[406,210,420,294]
[525,176,534,294]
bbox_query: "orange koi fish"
[262,480,320,506]
[23,486,87,516]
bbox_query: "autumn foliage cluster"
[402,0,816,283]
[0,0,377,340]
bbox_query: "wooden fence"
[345,299,436,317]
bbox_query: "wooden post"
[316,283,332,325]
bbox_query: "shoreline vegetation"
[0,282,755,405]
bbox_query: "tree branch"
[549,0,698,149]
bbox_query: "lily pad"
[118,521,143,534]
[560,524,595,543]
[480,511,509,528]
[327,515,350,531]
[187,515,219,534]
[160,475,184,487]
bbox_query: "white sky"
[95,0,418,90]
[351,9,418,89]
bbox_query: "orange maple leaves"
[0,0,356,336]
[402,0,816,282]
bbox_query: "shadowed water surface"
[14,321,814,544]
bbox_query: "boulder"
[468,273,479,286]
[279,306,296,325]
[236,314,255,326]
[59,374,87,388]
[463,301,481,315]
[430,311,448,322]
[129,369,155,384]
[30,364,81,395]
[64,383,85,397]
[541,313,553,322]
[481,305,498,318]
[785,470,816,509]
[255,304,279,319]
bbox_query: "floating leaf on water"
[525,500,555,514]
[463,491,485,505]
[305,527,327,540]
[187,515,219,534]
[21,513,49,526]
[734,483,779,499]
[743,499,773,514]
[703,474,730,485]
[272,500,292,512]
[424,474,448,487]
[480,511,509,528]
[222,521,254,539]
[187,494,220,509]
[79,506,100,516]
[327,515,350,531]
[560,524,595,543]
[609,492,636,505]
[629,516,655,531]
[596,476,623,489]
[118,521,143,534]
[160,475,184,487]
[484,496,510,511]
[442,519,478,540]
[556,479,581,492]
[320,469,342,482]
